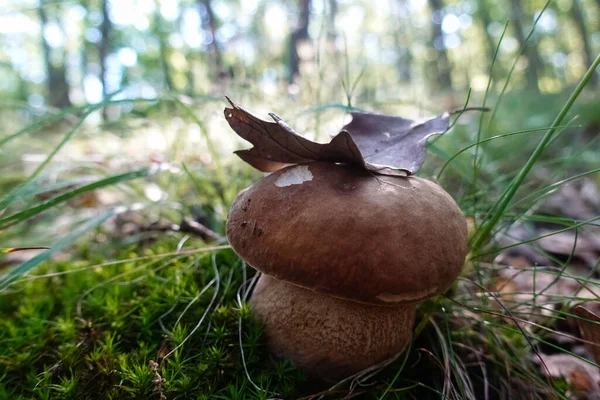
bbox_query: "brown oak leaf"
[573,304,600,364]
[224,97,450,175]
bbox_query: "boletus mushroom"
[226,161,468,379]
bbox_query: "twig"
[149,360,167,400]
[139,219,223,242]
[448,106,490,115]
[296,389,366,400]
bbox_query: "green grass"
[0,245,309,399]
[1,241,582,399]
[1,46,600,398]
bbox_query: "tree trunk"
[159,40,174,91]
[477,0,499,72]
[427,0,452,89]
[100,0,111,118]
[201,0,224,77]
[152,6,174,91]
[288,0,311,83]
[392,0,412,82]
[393,36,413,83]
[509,0,542,91]
[177,7,195,96]
[327,0,337,40]
[569,0,597,86]
[38,0,72,109]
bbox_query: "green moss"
[1,239,563,399]
[0,243,319,399]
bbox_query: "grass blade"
[436,124,578,181]
[0,168,150,229]
[487,0,552,128]
[0,247,49,253]
[0,93,121,210]
[471,52,600,253]
[0,206,133,291]
[0,104,91,148]
[471,21,508,196]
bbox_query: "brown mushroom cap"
[227,161,468,305]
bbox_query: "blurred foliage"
[0,0,598,112]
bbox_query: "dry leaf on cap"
[224,97,450,176]
[573,305,600,364]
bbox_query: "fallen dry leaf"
[496,267,600,301]
[570,368,599,398]
[224,97,450,175]
[535,353,600,399]
[496,223,600,270]
[536,229,600,268]
[483,264,600,324]
[573,305,600,364]
[542,179,600,221]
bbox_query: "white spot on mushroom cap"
[274,165,313,187]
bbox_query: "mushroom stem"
[250,274,416,379]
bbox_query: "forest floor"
[1,87,600,399]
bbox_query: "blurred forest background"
[1,0,599,116]
[1,0,600,258]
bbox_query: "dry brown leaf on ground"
[495,267,600,302]
[573,305,600,364]
[535,353,600,399]
[536,229,600,268]
[542,179,600,221]
[495,224,553,267]
[477,264,600,326]
[497,223,600,270]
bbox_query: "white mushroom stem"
[250,274,417,379]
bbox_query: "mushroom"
[226,161,468,379]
